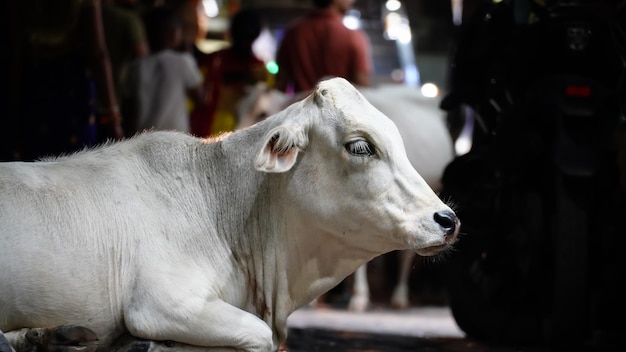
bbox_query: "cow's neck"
[203,140,375,309]
[195,133,378,342]
[240,196,377,343]
[282,216,377,308]
[192,134,309,331]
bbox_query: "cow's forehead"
[314,78,400,137]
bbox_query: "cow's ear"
[255,126,307,173]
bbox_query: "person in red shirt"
[275,0,373,94]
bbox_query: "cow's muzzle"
[434,210,460,244]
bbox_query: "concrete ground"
[287,306,464,339]
[283,306,551,352]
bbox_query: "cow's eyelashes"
[345,139,376,157]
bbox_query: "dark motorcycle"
[439,1,626,350]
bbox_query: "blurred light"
[386,0,402,12]
[403,64,419,87]
[390,69,404,82]
[455,134,472,156]
[202,0,219,18]
[206,16,229,33]
[565,85,592,97]
[343,9,361,30]
[384,12,412,43]
[384,12,401,39]
[455,107,475,156]
[253,27,277,63]
[451,0,463,25]
[397,28,412,44]
[420,82,439,97]
[386,12,401,26]
[195,39,229,54]
[266,61,279,75]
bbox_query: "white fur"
[0,78,457,351]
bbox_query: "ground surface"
[284,306,551,352]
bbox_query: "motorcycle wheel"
[546,174,590,350]
[441,189,546,345]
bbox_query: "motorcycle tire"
[546,174,590,350]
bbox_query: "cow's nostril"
[434,210,457,236]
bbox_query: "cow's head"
[254,77,459,257]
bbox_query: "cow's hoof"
[25,325,98,352]
[390,297,410,310]
[390,286,410,310]
[49,325,98,347]
[347,295,370,312]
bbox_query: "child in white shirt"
[124,6,203,136]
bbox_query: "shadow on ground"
[285,327,550,352]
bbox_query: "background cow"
[0,78,459,352]
[237,82,456,311]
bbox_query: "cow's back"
[0,132,206,345]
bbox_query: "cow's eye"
[345,139,376,157]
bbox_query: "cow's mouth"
[415,244,450,256]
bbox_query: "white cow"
[237,81,456,311]
[0,78,459,352]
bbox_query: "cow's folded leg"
[113,335,268,352]
[126,299,274,352]
[2,326,98,352]
[44,325,99,347]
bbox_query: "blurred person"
[163,0,203,52]
[123,5,203,136]
[275,0,373,94]
[190,8,270,137]
[101,0,149,133]
[2,0,123,161]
